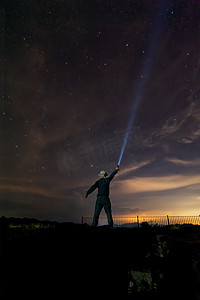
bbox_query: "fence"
[81,215,200,227]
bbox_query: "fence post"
[137,215,139,228]
[167,215,170,226]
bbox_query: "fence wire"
[82,216,200,227]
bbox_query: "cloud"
[0,178,85,222]
[0,177,75,200]
[159,101,200,143]
[165,157,200,166]
[113,206,147,215]
[115,174,200,194]
[118,160,152,177]
[177,138,193,144]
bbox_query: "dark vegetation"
[1,217,200,299]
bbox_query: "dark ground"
[1,218,200,299]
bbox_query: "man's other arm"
[85,181,98,198]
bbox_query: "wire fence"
[81,215,200,227]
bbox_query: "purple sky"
[2,1,200,221]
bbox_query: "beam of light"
[118,1,170,166]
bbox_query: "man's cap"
[98,170,108,178]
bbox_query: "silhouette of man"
[85,165,119,227]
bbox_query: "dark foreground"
[1,218,200,299]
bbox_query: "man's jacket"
[86,170,118,197]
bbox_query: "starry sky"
[2,0,200,222]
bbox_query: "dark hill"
[1,217,200,299]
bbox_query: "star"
[4,0,200,222]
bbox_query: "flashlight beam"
[118,1,169,166]
[118,83,145,166]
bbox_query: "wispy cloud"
[113,206,147,215]
[145,99,200,148]
[0,177,72,200]
[115,174,200,194]
[0,177,85,222]
[118,160,152,177]
[177,138,193,144]
[165,157,200,166]
[0,183,65,199]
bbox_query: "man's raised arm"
[108,165,119,182]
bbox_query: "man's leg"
[92,197,103,226]
[104,198,113,227]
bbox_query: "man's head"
[98,170,108,178]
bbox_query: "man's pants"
[92,196,113,226]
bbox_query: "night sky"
[2,1,200,222]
